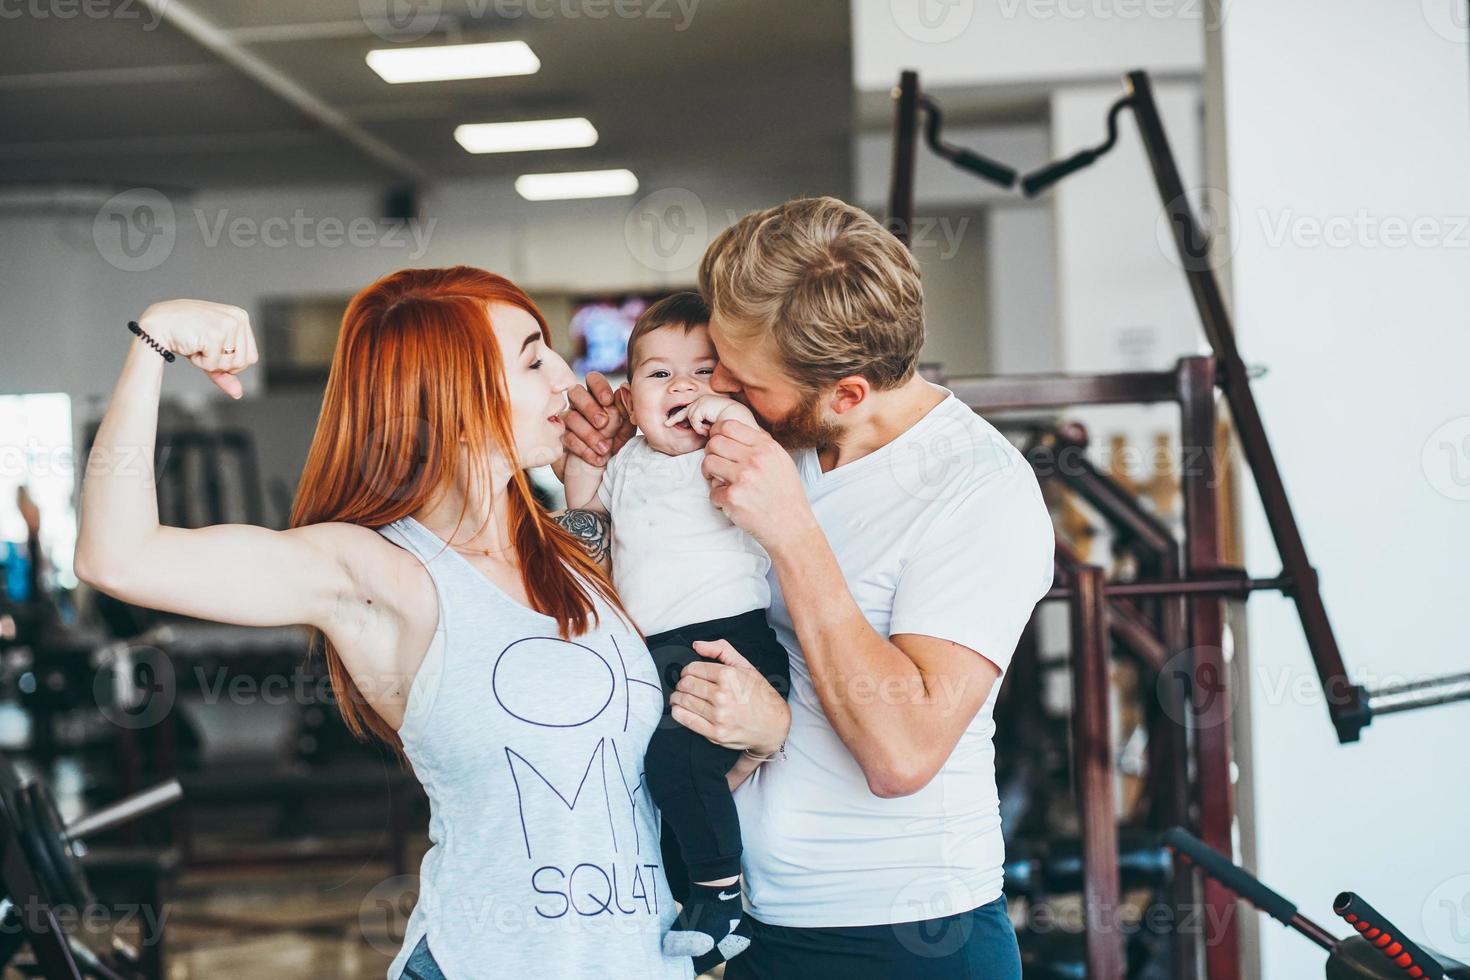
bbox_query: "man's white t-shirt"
[734,389,1055,928]
[599,434,771,638]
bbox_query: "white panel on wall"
[852,0,1204,92]
[1212,1,1470,976]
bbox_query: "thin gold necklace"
[449,540,514,560]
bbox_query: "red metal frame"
[961,358,1235,978]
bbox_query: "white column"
[1210,2,1470,976]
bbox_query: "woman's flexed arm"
[75,301,358,632]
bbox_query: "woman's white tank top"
[376,516,691,980]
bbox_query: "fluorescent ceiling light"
[515,169,640,201]
[455,117,599,155]
[366,41,540,84]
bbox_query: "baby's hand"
[666,394,754,436]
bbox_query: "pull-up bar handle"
[919,96,1018,189]
[1020,94,1133,197]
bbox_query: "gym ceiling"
[0,0,853,190]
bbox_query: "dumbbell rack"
[0,787,84,978]
[0,763,180,980]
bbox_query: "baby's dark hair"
[625,291,710,370]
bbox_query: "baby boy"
[562,292,790,973]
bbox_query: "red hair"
[290,266,627,758]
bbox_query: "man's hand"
[670,639,790,756]
[700,419,817,550]
[560,371,635,468]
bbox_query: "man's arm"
[766,524,999,798]
[700,419,1052,800]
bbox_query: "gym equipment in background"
[886,71,1016,247]
[1164,828,1470,980]
[887,67,1470,980]
[0,758,181,979]
[889,67,1470,745]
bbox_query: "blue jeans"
[724,896,1022,980]
[398,936,444,980]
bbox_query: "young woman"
[75,267,790,979]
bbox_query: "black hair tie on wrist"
[128,321,175,362]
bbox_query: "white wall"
[1212,1,1470,974]
[852,0,1205,90]
[908,206,992,375]
[852,121,1059,377]
[849,0,1210,385]
[0,171,799,405]
[987,204,1061,374]
[1050,79,1206,438]
[0,170,827,533]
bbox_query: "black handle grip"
[1334,892,1445,980]
[1162,828,1299,926]
[1020,149,1100,197]
[947,149,1018,188]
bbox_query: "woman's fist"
[136,299,258,399]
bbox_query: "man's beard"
[761,387,842,452]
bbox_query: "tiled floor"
[164,862,413,979]
[147,848,722,979]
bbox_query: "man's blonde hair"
[697,196,924,392]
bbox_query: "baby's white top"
[598,434,771,637]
